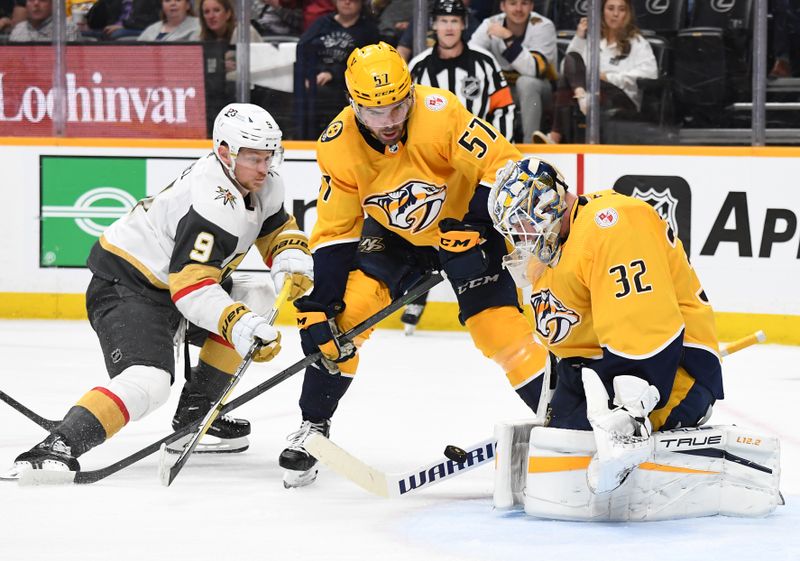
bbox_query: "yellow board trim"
[1,295,799,345]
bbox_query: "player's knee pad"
[466,306,548,389]
[107,365,171,422]
[230,272,276,316]
[199,334,242,375]
[507,424,783,521]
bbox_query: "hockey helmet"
[432,0,467,19]
[345,42,413,107]
[488,158,569,266]
[213,103,283,172]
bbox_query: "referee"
[408,0,515,141]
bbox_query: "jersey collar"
[356,119,409,156]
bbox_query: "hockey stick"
[305,434,496,498]
[305,330,769,498]
[158,281,292,486]
[0,390,60,432]
[17,270,445,485]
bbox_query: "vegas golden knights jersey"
[88,153,302,337]
[530,190,723,404]
[312,84,521,253]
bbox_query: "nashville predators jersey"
[530,190,722,403]
[88,153,302,337]
[311,84,522,252]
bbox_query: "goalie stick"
[305,330,768,497]
[159,281,292,487]
[12,271,445,485]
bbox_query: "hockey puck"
[444,445,468,463]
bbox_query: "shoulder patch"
[214,186,237,208]
[424,94,448,112]
[320,120,343,142]
[594,208,618,228]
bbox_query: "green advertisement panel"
[40,156,146,267]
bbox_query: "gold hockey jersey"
[530,190,722,400]
[311,84,522,251]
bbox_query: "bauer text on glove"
[219,303,282,362]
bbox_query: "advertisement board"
[0,45,207,138]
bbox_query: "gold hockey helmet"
[345,42,413,107]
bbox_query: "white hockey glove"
[271,248,314,301]
[220,303,282,362]
[582,368,660,494]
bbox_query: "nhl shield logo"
[461,77,481,100]
[364,181,447,233]
[530,289,580,345]
[632,186,679,236]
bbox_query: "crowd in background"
[1,0,799,142]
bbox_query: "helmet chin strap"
[215,149,249,194]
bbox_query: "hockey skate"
[1,433,80,481]
[166,390,251,454]
[401,303,426,335]
[279,419,330,488]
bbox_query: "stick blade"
[304,433,390,498]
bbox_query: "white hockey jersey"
[88,152,302,336]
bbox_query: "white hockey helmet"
[488,157,569,266]
[213,103,283,171]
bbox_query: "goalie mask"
[213,103,284,174]
[489,158,569,276]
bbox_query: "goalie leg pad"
[493,419,539,509]
[521,425,782,521]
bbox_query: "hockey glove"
[219,303,282,362]
[268,231,314,301]
[438,218,488,281]
[294,297,356,367]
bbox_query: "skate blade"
[403,324,416,336]
[164,434,249,454]
[158,442,171,486]
[282,468,318,489]
[18,468,76,486]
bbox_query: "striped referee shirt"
[409,44,515,141]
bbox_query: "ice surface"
[1,320,797,561]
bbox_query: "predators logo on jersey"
[364,181,447,233]
[531,288,581,345]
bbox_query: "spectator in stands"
[302,0,334,31]
[9,0,80,41]
[85,0,160,40]
[1,0,26,33]
[469,0,556,143]
[294,0,379,138]
[372,0,410,45]
[254,0,302,36]
[194,0,262,44]
[137,0,198,40]
[395,0,478,61]
[769,0,800,78]
[532,0,656,144]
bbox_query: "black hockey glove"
[437,218,488,281]
[294,297,357,369]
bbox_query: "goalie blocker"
[493,421,783,521]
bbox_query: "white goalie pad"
[521,425,783,521]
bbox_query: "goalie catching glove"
[268,230,314,301]
[219,303,282,362]
[438,218,488,281]
[294,297,356,371]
